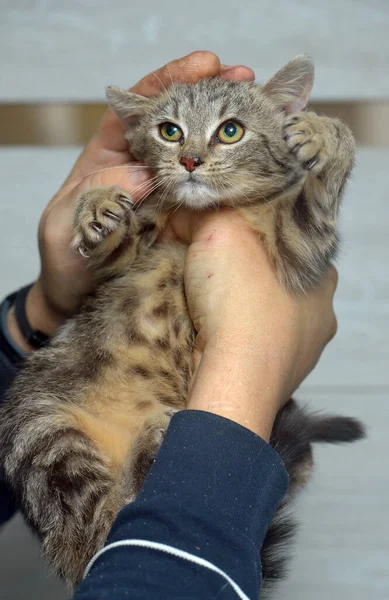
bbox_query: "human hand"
[166,208,338,441]
[21,52,255,344]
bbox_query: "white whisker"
[134,180,164,209]
[152,72,169,95]
[165,66,174,87]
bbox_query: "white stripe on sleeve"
[83,538,251,600]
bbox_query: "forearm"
[189,336,284,442]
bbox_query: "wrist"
[6,305,32,354]
[26,280,67,338]
[6,281,66,354]
[188,333,283,441]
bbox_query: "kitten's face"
[128,80,285,209]
[107,57,314,210]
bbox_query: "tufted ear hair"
[106,86,152,129]
[262,55,314,114]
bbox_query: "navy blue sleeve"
[0,349,18,400]
[0,294,24,524]
[0,352,19,523]
[74,410,288,600]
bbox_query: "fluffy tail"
[259,399,365,598]
[305,414,365,444]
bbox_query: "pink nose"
[179,156,203,172]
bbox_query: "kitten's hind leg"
[1,412,125,589]
[126,408,178,496]
[72,186,141,278]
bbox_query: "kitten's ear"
[262,55,314,114]
[106,86,151,128]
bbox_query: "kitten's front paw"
[72,186,134,257]
[283,113,331,174]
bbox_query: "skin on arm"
[6,52,255,352]
[165,208,338,441]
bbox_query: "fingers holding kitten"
[131,52,255,99]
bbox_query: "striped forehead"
[152,82,250,137]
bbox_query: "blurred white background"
[0,1,388,599]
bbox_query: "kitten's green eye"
[217,121,245,144]
[159,122,183,142]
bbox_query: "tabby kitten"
[0,56,364,594]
